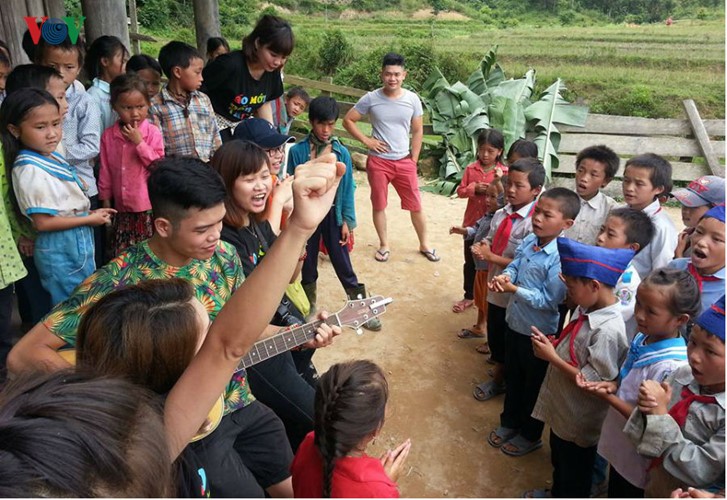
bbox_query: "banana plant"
[525,79,589,177]
[421,48,588,194]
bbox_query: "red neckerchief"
[650,386,718,470]
[687,262,720,292]
[552,312,588,367]
[491,203,536,256]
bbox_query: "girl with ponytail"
[291,360,411,497]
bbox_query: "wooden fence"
[284,75,725,183]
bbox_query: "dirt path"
[311,171,683,498]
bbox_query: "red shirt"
[291,432,399,498]
[457,161,507,226]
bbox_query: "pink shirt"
[98,119,164,212]
[457,161,507,226]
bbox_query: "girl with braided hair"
[291,360,411,497]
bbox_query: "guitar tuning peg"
[356,328,363,336]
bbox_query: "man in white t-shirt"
[343,52,439,263]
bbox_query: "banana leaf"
[525,79,589,177]
[422,66,450,102]
[462,110,490,138]
[490,69,536,106]
[488,96,526,153]
[420,179,460,196]
[467,46,505,95]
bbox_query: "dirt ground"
[312,171,684,498]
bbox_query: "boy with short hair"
[528,239,633,497]
[563,144,619,245]
[287,96,380,331]
[622,153,677,278]
[271,86,310,135]
[473,158,544,401]
[486,187,580,457]
[596,207,655,338]
[669,204,725,315]
[672,176,725,258]
[35,35,101,213]
[624,295,725,497]
[149,41,221,162]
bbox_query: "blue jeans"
[34,225,95,306]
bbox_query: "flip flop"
[457,328,485,339]
[374,249,390,262]
[475,343,490,355]
[473,380,506,401]
[420,249,440,262]
[487,426,518,448]
[452,299,474,313]
[523,489,551,498]
[501,435,543,457]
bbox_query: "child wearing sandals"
[579,268,699,498]
[452,129,505,314]
[485,188,579,458]
[450,175,504,343]
[472,158,544,401]
[526,239,634,498]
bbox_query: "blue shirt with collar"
[287,135,357,230]
[503,233,567,335]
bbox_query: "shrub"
[319,29,354,75]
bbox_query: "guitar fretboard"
[235,316,338,372]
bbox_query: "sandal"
[501,434,543,457]
[420,249,441,262]
[487,426,517,448]
[374,249,390,262]
[457,328,485,339]
[475,343,490,355]
[473,380,506,401]
[523,489,551,498]
[452,299,474,313]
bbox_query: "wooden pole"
[0,0,32,64]
[81,0,130,48]
[193,0,221,57]
[44,0,66,19]
[128,0,141,54]
[682,99,724,177]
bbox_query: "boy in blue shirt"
[487,187,580,457]
[287,96,380,331]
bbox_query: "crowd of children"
[0,13,724,499]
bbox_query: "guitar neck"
[235,315,340,372]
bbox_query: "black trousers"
[463,238,475,300]
[0,285,14,376]
[246,351,315,452]
[501,328,548,441]
[550,430,597,498]
[302,209,358,290]
[15,256,51,324]
[608,464,645,498]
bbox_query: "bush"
[219,0,258,28]
[589,85,661,118]
[319,29,354,75]
[137,0,171,28]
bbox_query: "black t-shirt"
[176,447,210,498]
[202,51,284,123]
[220,220,277,278]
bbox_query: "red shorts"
[366,155,422,212]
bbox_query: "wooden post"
[321,76,333,96]
[44,0,66,19]
[81,0,130,48]
[128,0,141,54]
[192,0,220,56]
[0,0,32,64]
[25,0,45,18]
[682,99,724,177]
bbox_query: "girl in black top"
[202,15,293,139]
[212,140,319,452]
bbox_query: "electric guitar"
[59,295,392,441]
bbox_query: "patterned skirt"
[110,211,154,259]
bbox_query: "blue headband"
[557,237,635,287]
[696,295,725,342]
